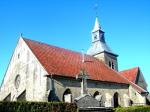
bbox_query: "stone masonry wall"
[129,86,146,105]
[0,38,48,101]
[52,76,129,107]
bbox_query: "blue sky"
[0,0,150,91]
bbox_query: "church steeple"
[92,17,101,32]
[87,17,112,55]
[91,17,105,43]
[87,17,118,71]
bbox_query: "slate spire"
[87,17,113,55]
[92,17,101,32]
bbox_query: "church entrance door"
[113,92,119,108]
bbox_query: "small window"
[109,61,111,67]
[18,53,20,59]
[112,62,114,69]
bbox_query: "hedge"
[114,105,150,112]
[0,101,77,112]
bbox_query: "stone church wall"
[129,86,146,105]
[0,38,48,101]
[52,77,129,107]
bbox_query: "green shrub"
[114,105,150,112]
[0,101,77,112]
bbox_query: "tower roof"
[87,17,117,56]
[92,17,101,32]
[87,41,116,56]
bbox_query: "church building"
[0,17,149,107]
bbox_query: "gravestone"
[64,94,72,103]
[74,94,100,108]
[95,94,102,101]
[75,94,113,112]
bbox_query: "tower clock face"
[15,74,21,89]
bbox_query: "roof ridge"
[23,38,108,63]
[23,37,83,55]
[120,66,139,72]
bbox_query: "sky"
[0,0,150,91]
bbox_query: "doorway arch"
[93,91,100,98]
[48,90,59,102]
[113,92,119,108]
[62,89,72,103]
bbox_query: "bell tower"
[87,17,118,71]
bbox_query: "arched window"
[113,92,119,108]
[15,74,21,89]
[63,89,72,103]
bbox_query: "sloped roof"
[119,67,147,93]
[87,41,115,56]
[23,38,128,84]
[119,67,139,83]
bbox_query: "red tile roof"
[119,67,147,93]
[23,38,128,84]
[119,67,139,83]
